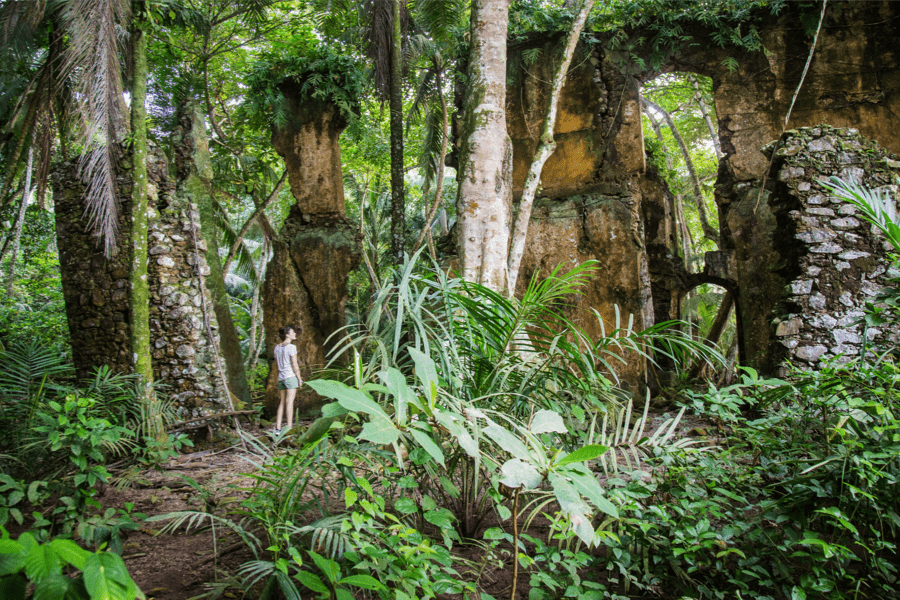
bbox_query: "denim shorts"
[278,376,300,390]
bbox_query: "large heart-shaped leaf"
[530,410,567,434]
[499,459,542,490]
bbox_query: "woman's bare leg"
[284,388,297,431]
[276,388,287,430]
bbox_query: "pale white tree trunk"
[5,147,33,298]
[456,0,512,292]
[689,74,722,160]
[507,0,595,295]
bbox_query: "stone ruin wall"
[504,0,900,381]
[766,126,900,374]
[667,0,900,373]
[506,37,653,393]
[52,147,229,418]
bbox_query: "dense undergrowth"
[1,253,899,600]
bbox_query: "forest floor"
[98,407,716,600]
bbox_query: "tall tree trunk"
[4,148,33,298]
[645,107,692,265]
[507,0,595,295]
[688,291,733,379]
[412,67,449,256]
[642,97,718,246]
[128,24,162,438]
[389,0,405,266]
[187,104,253,407]
[688,74,722,160]
[245,239,266,373]
[457,0,512,292]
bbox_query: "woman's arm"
[291,353,302,382]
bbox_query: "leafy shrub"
[0,526,144,599]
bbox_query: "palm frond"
[594,392,706,476]
[411,0,466,45]
[821,176,900,254]
[60,0,131,256]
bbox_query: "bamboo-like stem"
[412,67,449,256]
[509,488,522,600]
[4,148,33,298]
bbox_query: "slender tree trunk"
[4,148,33,298]
[412,68,449,256]
[389,0,405,266]
[457,0,512,292]
[222,170,286,275]
[187,104,253,407]
[688,291,733,379]
[645,107,692,265]
[128,24,162,437]
[642,97,718,246]
[507,0,595,295]
[245,239,266,373]
[688,75,722,160]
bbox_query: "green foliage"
[589,357,900,599]
[0,527,144,600]
[244,45,365,129]
[821,176,900,335]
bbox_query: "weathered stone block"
[795,345,828,362]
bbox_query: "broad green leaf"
[339,574,383,590]
[344,488,358,509]
[484,423,528,458]
[32,573,81,600]
[530,410,567,434]
[409,427,445,466]
[48,539,89,571]
[298,571,329,594]
[382,368,414,425]
[394,498,418,514]
[359,420,400,445]
[308,551,340,585]
[424,508,455,529]
[499,459,543,490]
[321,402,349,419]
[792,586,807,600]
[548,473,591,516]
[408,348,439,404]
[23,543,60,582]
[555,445,609,467]
[305,380,390,422]
[566,466,618,518]
[91,552,139,600]
[336,589,355,600]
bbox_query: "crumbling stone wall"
[766,126,900,374]
[665,0,900,371]
[506,38,654,392]
[52,147,229,417]
[503,1,900,381]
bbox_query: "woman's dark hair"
[278,323,303,341]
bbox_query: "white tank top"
[274,343,299,381]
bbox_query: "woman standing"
[273,324,302,434]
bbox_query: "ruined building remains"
[503,0,900,382]
[53,146,229,418]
